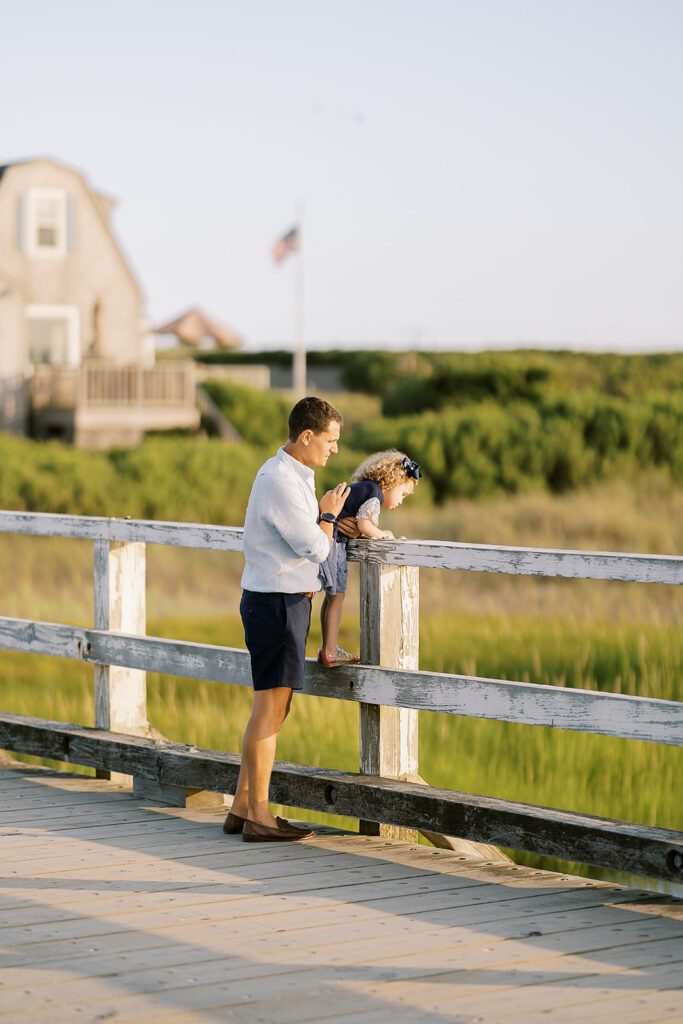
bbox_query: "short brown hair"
[288,396,343,441]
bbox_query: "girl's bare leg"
[322,592,346,655]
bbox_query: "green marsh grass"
[1,477,681,885]
[2,610,680,881]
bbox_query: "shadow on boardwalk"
[1,765,682,1023]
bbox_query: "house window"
[26,305,80,367]
[27,188,68,257]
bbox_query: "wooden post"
[94,539,149,785]
[93,538,224,807]
[357,559,511,860]
[92,538,223,808]
[359,561,420,840]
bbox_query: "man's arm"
[266,480,350,563]
[335,516,362,540]
[267,481,330,563]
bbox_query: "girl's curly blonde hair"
[351,449,416,489]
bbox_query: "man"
[224,396,353,842]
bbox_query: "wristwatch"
[319,512,337,524]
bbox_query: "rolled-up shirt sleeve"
[266,478,331,563]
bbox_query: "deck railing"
[29,362,196,410]
[0,510,681,883]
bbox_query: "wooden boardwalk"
[1,763,681,1024]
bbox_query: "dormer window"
[26,188,68,257]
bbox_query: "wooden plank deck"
[1,763,681,1024]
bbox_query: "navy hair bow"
[402,456,422,480]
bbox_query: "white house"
[0,157,198,447]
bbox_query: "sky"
[2,0,682,352]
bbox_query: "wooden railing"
[29,362,196,410]
[0,509,682,883]
[29,366,79,409]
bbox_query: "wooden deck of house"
[1,761,682,1024]
[28,362,200,446]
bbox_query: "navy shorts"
[240,590,313,691]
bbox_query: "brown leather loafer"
[276,816,316,835]
[222,811,246,834]
[243,819,315,842]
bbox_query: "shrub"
[350,391,683,502]
[382,361,552,416]
[202,381,289,447]
[1,354,681,519]
[0,435,266,525]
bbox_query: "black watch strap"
[320,512,337,524]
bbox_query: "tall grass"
[1,610,680,875]
[1,476,680,885]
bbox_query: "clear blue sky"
[3,0,682,351]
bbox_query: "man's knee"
[252,687,293,728]
[279,690,294,722]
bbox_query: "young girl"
[317,449,421,668]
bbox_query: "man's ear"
[300,429,313,446]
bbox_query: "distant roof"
[153,307,242,349]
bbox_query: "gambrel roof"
[0,156,144,300]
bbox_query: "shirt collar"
[277,446,315,483]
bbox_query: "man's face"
[302,419,341,467]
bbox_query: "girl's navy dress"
[318,480,384,595]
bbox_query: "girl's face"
[383,478,416,510]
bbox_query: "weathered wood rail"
[0,510,682,883]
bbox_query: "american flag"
[272,225,300,264]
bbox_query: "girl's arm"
[357,517,394,540]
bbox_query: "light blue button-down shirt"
[240,447,331,593]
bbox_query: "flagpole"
[293,205,306,397]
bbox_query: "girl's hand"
[320,483,351,518]
[380,530,395,540]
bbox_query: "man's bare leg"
[319,593,329,650]
[231,687,293,827]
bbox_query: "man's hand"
[335,516,362,540]
[319,482,351,519]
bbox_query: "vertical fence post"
[359,561,420,840]
[92,537,225,808]
[93,539,149,785]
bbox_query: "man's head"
[286,396,343,468]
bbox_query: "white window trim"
[26,304,81,368]
[26,187,68,258]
